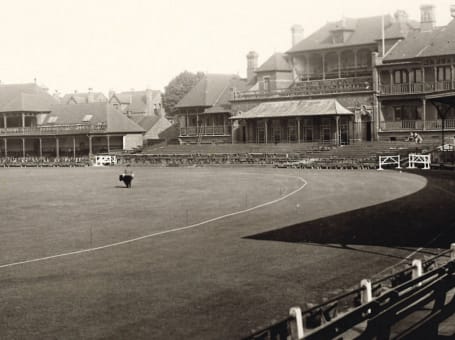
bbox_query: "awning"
[230,99,353,120]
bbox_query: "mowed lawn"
[0,167,439,339]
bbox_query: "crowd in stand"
[0,156,90,167]
[116,152,378,169]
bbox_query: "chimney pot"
[291,24,304,46]
[420,4,436,32]
[246,51,259,83]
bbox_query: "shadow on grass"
[245,171,455,249]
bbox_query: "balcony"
[0,123,107,137]
[380,119,455,131]
[233,76,373,101]
[180,125,231,137]
[379,81,455,96]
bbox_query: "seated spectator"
[406,132,415,142]
[414,133,423,144]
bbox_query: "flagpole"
[382,14,385,57]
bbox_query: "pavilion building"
[0,83,144,158]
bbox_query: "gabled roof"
[0,83,57,112]
[142,115,172,140]
[231,99,353,120]
[110,90,162,113]
[384,19,455,62]
[256,53,292,73]
[45,102,145,134]
[176,74,247,109]
[381,19,419,40]
[61,92,107,104]
[288,15,395,53]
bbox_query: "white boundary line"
[0,174,308,269]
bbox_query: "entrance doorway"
[366,122,372,141]
[304,127,313,142]
[340,124,349,144]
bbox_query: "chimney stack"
[246,51,258,83]
[145,88,154,115]
[420,4,436,32]
[394,10,409,24]
[291,24,304,46]
[87,88,94,103]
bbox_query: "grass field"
[0,167,454,339]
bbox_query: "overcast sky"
[0,0,453,95]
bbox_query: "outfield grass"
[0,167,449,339]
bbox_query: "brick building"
[231,5,455,145]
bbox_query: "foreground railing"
[243,244,455,340]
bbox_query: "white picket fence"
[378,153,431,170]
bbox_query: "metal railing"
[379,80,455,95]
[243,244,455,340]
[233,76,373,101]
[179,125,231,137]
[0,123,107,136]
[380,119,455,131]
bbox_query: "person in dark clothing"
[119,165,134,188]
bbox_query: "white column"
[264,120,268,144]
[73,136,76,158]
[335,116,340,145]
[55,137,60,159]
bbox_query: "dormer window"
[332,31,344,44]
[82,114,93,122]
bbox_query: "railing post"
[451,243,455,261]
[378,156,383,170]
[397,155,402,169]
[289,307,304,340]
[412,259,423,279]
[360,279,373,304]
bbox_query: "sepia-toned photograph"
[1,0,455,339]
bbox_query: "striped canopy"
[231,99,353,120]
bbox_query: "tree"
[162,71,204,115]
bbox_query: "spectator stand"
[243,244,455,340]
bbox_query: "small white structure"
[408,153,431,170]
[94,155,117,166]
[378,155,402,170]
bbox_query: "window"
[393,105,420,121]
[263,77,271,92]
[410,69,422,83]
[394,70,408,84]
[82,114,93,122]
[437,66,451,81]
[332,31,344,44]
[394,107,402,121]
